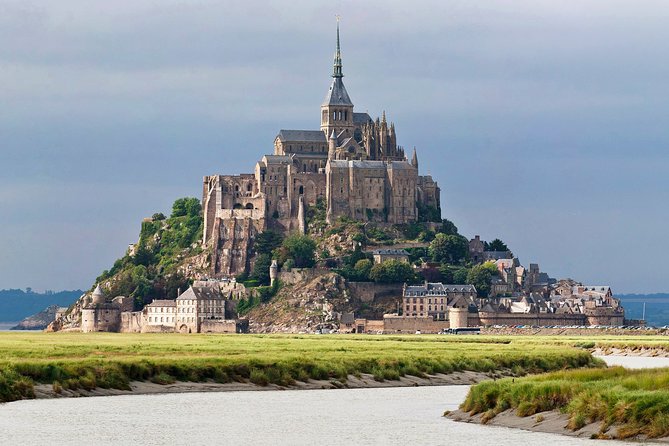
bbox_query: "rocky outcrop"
[13,305,63,330]
[247,271,397,333]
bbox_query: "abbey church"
[202,24,441,276]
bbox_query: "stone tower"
[320,20,354,143]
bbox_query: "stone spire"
[332,16,343,78]
[321,18,353,136]
[411,147,418,169]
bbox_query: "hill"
[0,289,82,322]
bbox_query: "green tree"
[428,233,469,264]
[466,261,499,297]
[133,242,154,267]
[369,260,415,283]
[171,197,201,218]
[439,219,458,236]
[275,234,316,268]
[485,238,509,252]
[452,267,470,285]
[353,259,373,281]
[254,230,284,255]
[249,253,273,286]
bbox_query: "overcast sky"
[1,0,668,293]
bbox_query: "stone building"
[371,249,409,264]
[402,283,477,322]
[145,300,177,329]
[81,285,122,333]
[201,23,440,277]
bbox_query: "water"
[597,355,669,369]
[0,356,662,445]
[0,385,639,445]
[0,322,18,331]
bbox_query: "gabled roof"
[277,130,326,143]
[177,286,223,301]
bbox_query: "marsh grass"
[461,366,669,439]
[0,332,602,403]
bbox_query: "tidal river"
[0,356,658,446]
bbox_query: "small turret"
[411,147,418,169]
[328,129,337,159]
[91,284,106,305]
[269,260,278,286]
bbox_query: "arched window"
[245,203,254,209]
[298,185,304,195]
[247,183,252,192]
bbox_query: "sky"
[1,0,668,293]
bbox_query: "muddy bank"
[592,346,669,357]
[447,408,669,443]
[30,370,493,400]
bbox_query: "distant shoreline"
[0,322,20,331]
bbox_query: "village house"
[371,249,409,264]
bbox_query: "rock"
[13,305,64,331]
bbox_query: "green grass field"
[0,332,600,403]
[461,366,669,439]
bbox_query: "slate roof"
[177,286,223,301]
[372,249,409,256]
[262,155,294,164]
[322,77,352,106]
[404,283,477,296]
[329,160,387,169]
[147,299,177,307]
[277,130,326,143]
[341,312,355,325]
[353,112,372,125]
[388,161,414,170]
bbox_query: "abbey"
[202,24,440,276]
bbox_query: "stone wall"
[382,315,449,334]
[141,324,176,333]
[120,311,144,333]
[81,306,121,333]
[200,319,239,333]
[478,312,586,326]
[348,282,403,303]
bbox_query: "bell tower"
[321,18,354,141]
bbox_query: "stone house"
[371,249,409,264]
[176,286,227,334]
[402,283,477,320]
[145,300,177,329]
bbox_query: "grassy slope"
[461,366,669,439]
[0,333,599,403]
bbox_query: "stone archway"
[179,324,189,334]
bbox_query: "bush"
[274,234,316,268]
[369,260,415,283]
[429,233,469,264]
